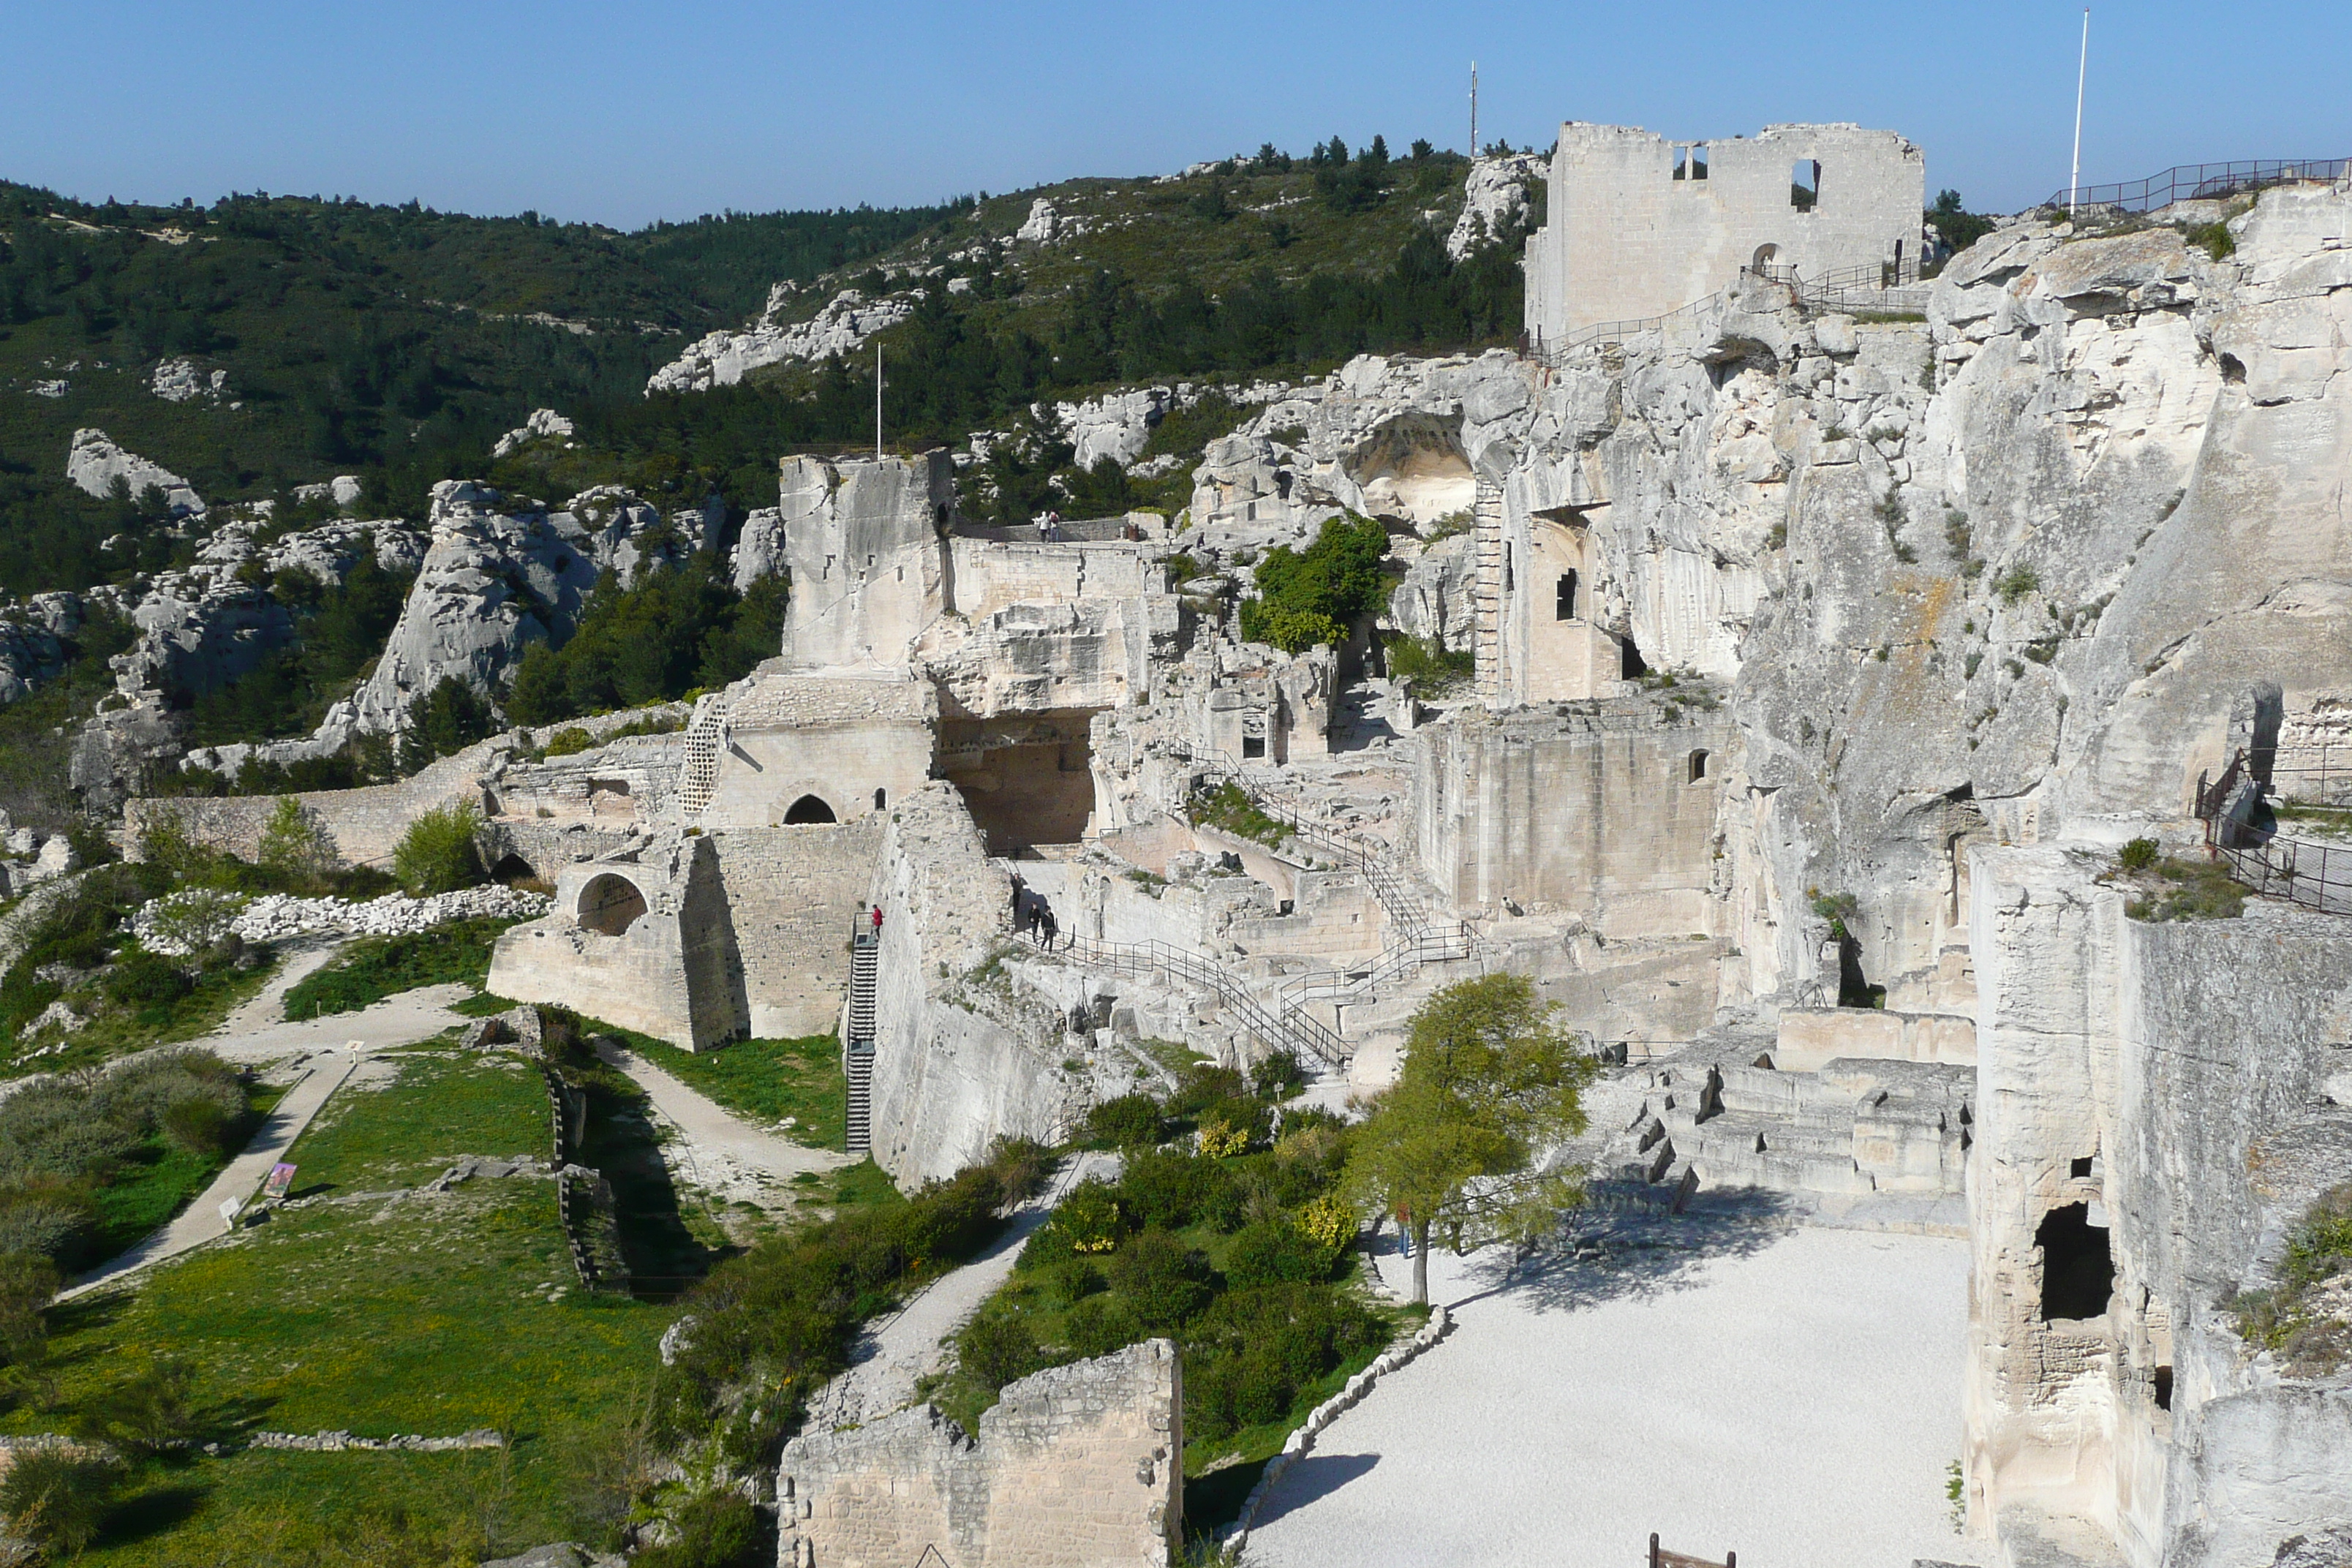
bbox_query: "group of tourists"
[1008,872,1060,948]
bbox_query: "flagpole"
[875,344,883,459]
[2068,9,2089,216]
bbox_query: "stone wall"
[780,452,955,669]
[1525,121,1924,344]
[1964,845,2352,1568]
[864,783,1075,1183]
[125,736,502,869]
[699,666,936,831]
[706,819,884,1039]
[776,1340,1180,1568]
[1413,702,1733,937]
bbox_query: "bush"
[1107,1227,1212,1333]
[1240,513,1389,652]
[257,795,336,879]
[391,799,486,895]
[1084,1093,1164,1150]
[544,725,597,758]
[1224,1218,1340,1287]
[1060,1292,1142,1359]
[634,1489,765,1568]
[956,1311,1046,1393]
[160,1095,235,1156]
[1029,1178,1126,1259]
[2118,837,2160,873]
[1119,1148,1241,1232]
[0,1445,123,1554]
[0,1249,59,1370]
[1168,1064,1248,1117]
[1994,565,2040,604]
[1385,633,1474,696]
[104,948,193,1007]
[1251,1049,1304,1098]
[71,1357,199,1455]
[1183,1283,1385,1446]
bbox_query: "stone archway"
[783,794,838,824]
[577,872,649,936]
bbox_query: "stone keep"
[1524,122,1924,344]
[776,1340,1181,1568]
[780,451,956,669]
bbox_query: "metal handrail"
[1061,933,1350,1068]
[2192,747,2351,916]
[2043,159,2349,216]
[1529,257,1927,363]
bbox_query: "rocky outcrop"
[729,505,785,590]
[64,427,203,514]
[491,407,575,459]
[1446,152,1548,260]
[333,480,676,736]
[148,357,227,403]
[647,287,917,393]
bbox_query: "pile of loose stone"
[130,884,549,954]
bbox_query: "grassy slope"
[277,917,519,1019]
[617,1031,847,1150]
[12,1047,672,1561]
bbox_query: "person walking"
[871,905,884,937]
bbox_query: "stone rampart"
[776,1340,1180,1568]
[125,738,502,869]
[707,819,883,1039]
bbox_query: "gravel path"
[204,982,475,1066]
[58,1051,361,1300]
[804,1150,1117,1428]
[1244,1217,1981,1568]
[207,938,349,1038]
[593,1040,853,1211]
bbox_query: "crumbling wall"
[1965,845,2352,1568]
[776,1340,1181,1568]
[864,782,1074,1183]
[707,818,884,1039]
[698,666,936,830]
[779,451,956,669]
[124,736,502,868]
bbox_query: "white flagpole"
[2068,9,2089,216]
[875,344,883,459]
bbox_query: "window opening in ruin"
[1688,750,1711,783]
[1792,159,1820,211]
[1836,935,1883,1009]
[1751,242,1780,273]
[1556,570,1579,621]
[1243,735,1267,759]
[1503,543,1513,592]
[1673,146,1688,181]
[873,788,887,810]
[577,873,648,937]
[1690,143,1708,181]
[2070,1155,2095,1179]
[2153,1365,2174,1410]
[2036,1202,2115,1321]
[1619,636,1650,679]
[783,794,837,824]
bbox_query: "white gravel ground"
[1244,1217,1982,1568]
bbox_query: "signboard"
[262,1163,298,1201]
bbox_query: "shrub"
[1295,1191,1357,1251]
[257,795,336,879]
[634,1489,765,1568]
[956,1311,1046,1393]
[2117,837,2160,873]
[1107,1227,1212,1333]
[1251,1049,1303,1098]
[1085,1093,1164,1150]
[2185,220,2236,261]
[71,1357,199,1455]
[160,1095,234,1156]
[0,1189,86,1260]
[1168,1065,1248,1117]
[105,948,193,1007]
[1047,1179,1126,1255]
[1384,633,1473,696]
[544,725,597,758]
[0,1249,59,1369]
[1197,1117,1251,1158]
[1060,1292,1142,1359]
[391,800,486,895]
[0,1446,123,1555]
[1994,565,2040,604]
[1239,513,1389,652]
[1224,1218,1338,1287]
[1119,1147,1241,1232]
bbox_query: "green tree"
[1929,190,1997,258]
[391,800,486,895]
[398,677,497,772]
[1240,513,1390,652]
[257,795,336,881]
[1344,973,1597,1303]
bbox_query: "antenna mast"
[2068,9,2089,216]
[875,344,883,459]
[1469,61,1478,157]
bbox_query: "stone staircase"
[1471,479,1505,703]
[844,930,878,1157]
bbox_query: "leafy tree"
[397,677,497,772]
[1929,190,1997,259]
[0,1446,123,1555]
[506,556,785,725]
[1344,973,1597,1303]
[1409,139,1435,162]
[391,800,486,896]
[257,795,336,880]
[1241,513,1390,652]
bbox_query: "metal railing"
[951,515,1143,544]
[1060,932,1350,1068]
[2194,747,2352,917]
[2043,159,2349,216]
[1529,257,1929,361]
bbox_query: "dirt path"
[208,938,349,1037]
[593,1040,854,1211]
[205,982,475,1066]
[58,1051,362,1300]
[803,1150,1117,1428]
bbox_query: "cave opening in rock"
[488,853,536,883]
[1836,935,1885,1009]
[2153,1365,2174,1410]
[938,713,1100,857]
[2036,1202,2115,1321]
[1619,636,1650,679]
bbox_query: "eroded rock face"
[1447,152,1548,260]
[646,287,917,393]
[64,427,203,515]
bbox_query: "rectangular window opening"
[1792,159,1820,211]
[1691,143,1708,181]
[1673,146,1688,181]
[1241,735,1267,759]
[1555,570,1579,621]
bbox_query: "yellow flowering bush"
[1196,1117,1251,1158]
[1296,1192,1356,1252]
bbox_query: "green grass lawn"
[279,918,519,1020]
[83,1083,290,1259]
[619,1031,847,1150]
[9,1047,675,1561]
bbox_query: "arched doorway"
[577,873,648,936]
[1751,242,1780,272]
[783,794,837,824]
[872,788,887,811]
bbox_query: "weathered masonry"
[1524,121,1925,344]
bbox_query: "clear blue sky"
[5,0,2345,230]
